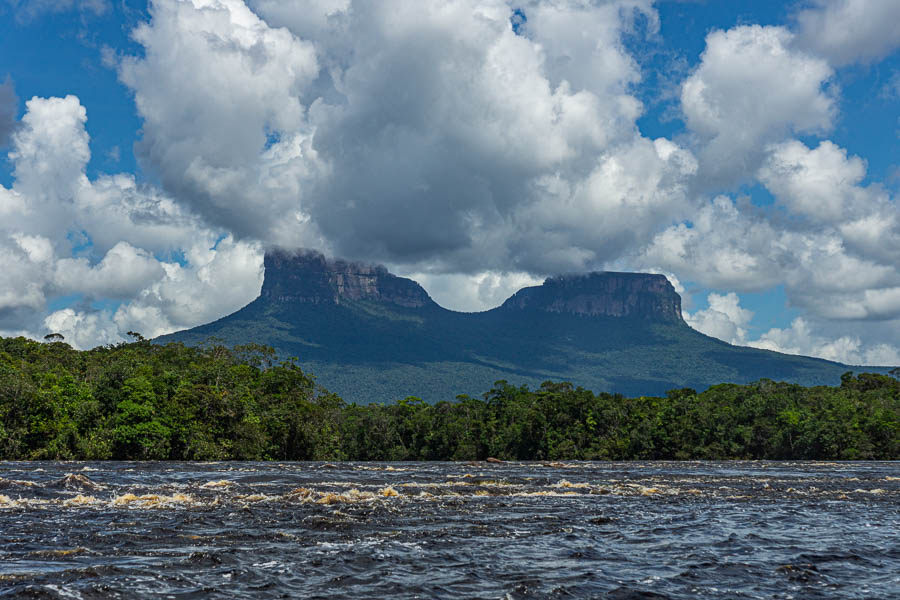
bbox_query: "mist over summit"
[157,249,856,403]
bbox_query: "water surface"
[1,461,898,598]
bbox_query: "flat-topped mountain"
[157,249,857,403]
[262,249,435,308]
[264,249,681,320]
[501,271,682,322]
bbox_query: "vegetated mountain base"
[157,249,868,404]
[1,336,897,461]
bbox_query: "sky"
[0,0,899,366]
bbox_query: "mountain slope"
[157,249,860,403]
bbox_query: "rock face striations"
[261,249,436,309]
[501,272,683,322]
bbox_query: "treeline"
[0,336,897,460]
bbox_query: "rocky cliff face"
[261,249,683,322]
[501,272,683,322]
[261,249,436,308]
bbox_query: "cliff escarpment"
[261,249,436,309]
[501,272,683,322]
[263,249,682,322]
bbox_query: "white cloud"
[403,270,543,313]
[793,0,900,66]
[0,186,26,217]
[638,196,786,292]
[681,291,900,366]
[750,317,900,366]
[41,237,264,349]
[43,308,121,350]
[685,292,753,345]
[0,328,33,339]
[0,94,265,348]
[117,235,263,337]
[118,0,323,244]
[0,237,46,312]
[637,194,900,321]
[11,232,53,263]
[759,139,900,263]
[9,95,89,216]
[54,242,166,299]
[759,140,867,223]
[73,173,209,257]
[681,25,835,187]
[121,0,694,275]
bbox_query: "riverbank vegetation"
[1,336,897,460]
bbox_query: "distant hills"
[157,249,862,403]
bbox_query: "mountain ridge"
[157,249,862,403]
[262,248,684,321]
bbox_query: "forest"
[0,335,897,461]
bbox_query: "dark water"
[1,462,898,599]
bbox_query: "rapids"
[0,461,897,598]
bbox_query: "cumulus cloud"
[759,139,900,263]
[793,0,900,66]
[505,137,697,274]
[750,317,900,366]
[685,292,753,345]
[54,243,166,299]
[637,193,900,322]
[759,140,867,222]
[681,25,835,187]
[118,0,323,244]
[0,327,33,339]
[9,95,88,220]
[0,237,46,313]
[4,95,225,255]
[755,138,900,320]
[114,235,263,338]
[43,308,121,350]
[0,94,264,349]
[637,196,786,292]
[39,235,264,349]
[681,291,900,366]
[120,0,697,275]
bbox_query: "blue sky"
[0,1,144,184]
[0,0,898,366]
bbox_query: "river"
[1,461,898,598]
